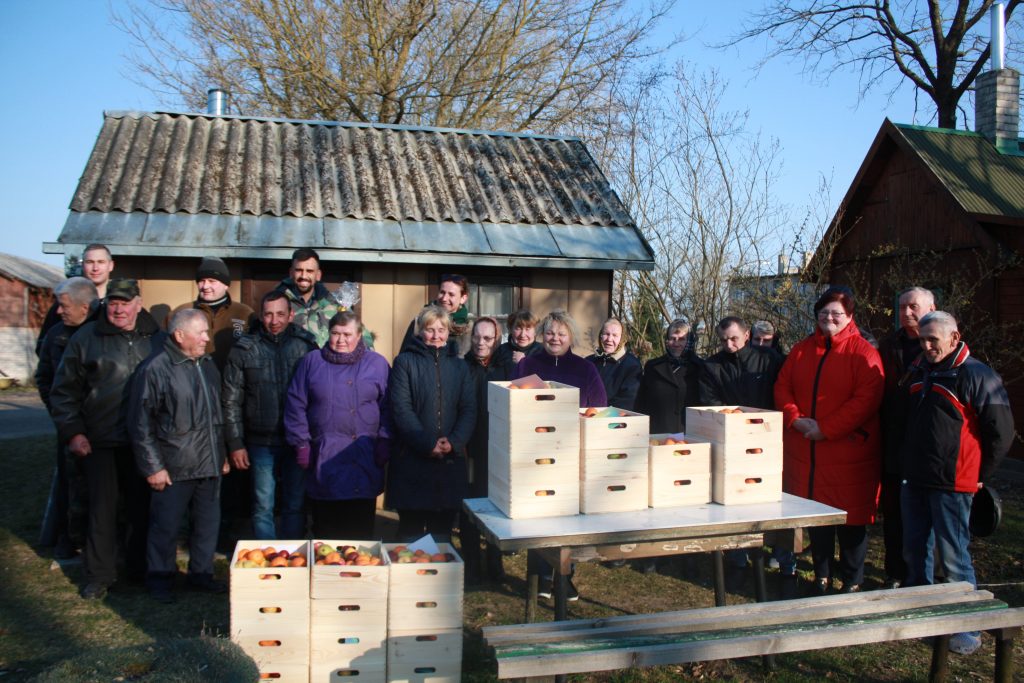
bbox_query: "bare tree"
[732,1,1022,129]
[117,0,674,133]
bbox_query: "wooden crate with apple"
[579,475,649,514]
[489,413,580,453]
[580,446,648,478]
[385,543,464,632]
[229,540,311,601]
[310,595,388,633]
[649,472,712,507]
[579,406,650,450]
[713,470,784,505]
[310,628,387,682]
[386,628,462,683]
[648,434,712,506]
[310,540,389,600]
[487,378,580,422]
[232,635,310,683]
[487,458,580,519]
[709,440,783,473]
[684,406,783,443]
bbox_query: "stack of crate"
[230,541,311,683]
[487,380,581,518]
[384,543,464,682]
[309,540,390,682]
[647,434,712,507]
[578,408,650,513]
[685,406,784,504]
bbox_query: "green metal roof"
[894,123,1024,219]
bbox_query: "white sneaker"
[948,632,981,655]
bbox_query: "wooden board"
[310,540,389,600]
[487,380,580,418]
[489,414,580,453]
[230,540,310,601]
[386,628,462,683]
[710,440,783,474]
[311,595,388,631]
[230,598,310,638]
[712,471,783,505]
[579,475,649,514]
[685,406,783,443]
[581,447,648,478]
[488,469,580,519]
[649,473,711,508]
[579,408,649,450]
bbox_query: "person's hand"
[511,350,525,364]
[438,436,452,454]
[792,418,815,435]
[230,448,249,470]
[68,433,92,458]
[222,459,231,475]
[295,444,311,469]
[430,438,447,459]
[804,425,826,441]
[147,469,172,491]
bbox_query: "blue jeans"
[250,445,306,540]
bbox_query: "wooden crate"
[233,633,310,671]
[581,446,648,478]
[489,414,580,453]
[648,435,712,477]
[649,472,711,507]
[230,598,309,638]
[311,540,389,600]
[579,408,649,450]
[487,380,580,420]
[311,595,388,632]
[712,471,783,505]
[488,442,579,486]
[710,440,783,473]
[580,474,649,514]
[310,630,387,683]
[252,662,310,683]
[385,543,463,631]
[387,628,462,683]
[488,470,580,519]
[230,540,310,601]
[685,406,783,443]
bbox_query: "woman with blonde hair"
[587,317,642,410]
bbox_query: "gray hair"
[751,320,775,337]
[918,311,958,336]
[169,308,208,335]
[416,304,451,335]
[899,286,935,307]
[54,277,98,307]
[539,310,580,346]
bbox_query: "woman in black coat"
[586,318,643,410]
[635,319,703,434]
[387,305,476,542]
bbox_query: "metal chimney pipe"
[992,3,1006,71]
[207,88,226,115]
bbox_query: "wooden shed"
[0,252,63,383]
[44,111,653,360]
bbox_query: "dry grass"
[1,435,1022,681]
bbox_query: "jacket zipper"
[807,336,832,498]
[196,359,218,472]
[434,348,443,433]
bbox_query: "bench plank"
[494,602,1024,679]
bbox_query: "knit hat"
[196,256,230,285]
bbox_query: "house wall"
[0,276,56,382]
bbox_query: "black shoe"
[780,575,799,600]
[813,577,830,596]
[81,582,108,600]
[839,582,861,594]
[883,577,902,590]
[567,578,580,602]
[150,586,175,604]
[186,577,227,594]
[537,578,553,600]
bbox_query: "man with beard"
[274,248,338,348]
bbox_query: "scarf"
[321,338,367,365]
[593,345,627,362]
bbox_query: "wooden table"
[463,494,847,622]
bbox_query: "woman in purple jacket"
[284,311,391,539]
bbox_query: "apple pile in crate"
[579,406,650,513]
[312,541,384,566]
[487,375,581,518]
[686,406,783,504]
[230,541,311,683]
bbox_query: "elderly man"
[877,286,936,589]
[222,291,317,539]
[130,308,230,604]
[50,279,165,599]
[36,277,99,557]
[901,311,1013,655]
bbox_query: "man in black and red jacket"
[900,311,1013,656]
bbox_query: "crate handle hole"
[337,571,362,578]
[259,674,282,680]
[534,394,556,401]
[534,426,556,432]
[673,449,692,456]
[414,668,437,674]
[338,637,360,644]
[416,569,439,575]
[257,640,281,647]
[258,606,282,613]
[745,448,763,454]
[415,601,438,609]
[606,422,627,430]
[673,479,692,486]
[415,635,439,641]
[607,485,626,492]
[334,670,359,677]
[534,458,555,465]
[534,490,555,497]
[606,453,627,460]
[746,418,764,424]
[338,605,360,611]
[744,477,763,484]
[257,573,282,581]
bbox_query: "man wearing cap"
[170,256,255,370]
[50,279,166,599]
[900,311,1013,655]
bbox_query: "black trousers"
[880,472,906,581]
[82,446,149,585]
[808,524,868,585]
[396,509,456,543]
[146,476,220,586]
[310,498,377,539]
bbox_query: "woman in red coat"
[775,287,884,594]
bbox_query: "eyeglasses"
[817,310,847,320]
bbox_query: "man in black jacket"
[222,291,317,540]
[877,286,935,589]
[50,279,165,599]
[130,308,230,604]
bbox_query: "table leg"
[712,550,725,607]
[526,569,538,623]
[554,548,570,622]
[752,552,775,671]
[992,626,1020,683]
[929,634,950,681]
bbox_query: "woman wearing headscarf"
[774,287,884,595]
[587,317,643,411]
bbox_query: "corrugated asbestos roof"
[55,111,651,269]
[0,252,64,289]
[894,123,1024,219]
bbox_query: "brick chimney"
[975,3,1021,154]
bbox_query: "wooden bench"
[482,582,1024,682]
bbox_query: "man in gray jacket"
[129,308,230,604]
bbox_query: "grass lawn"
[1,434,1021,681]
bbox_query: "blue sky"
[0,1,924,270]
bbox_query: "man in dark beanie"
[169,256,256,371]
